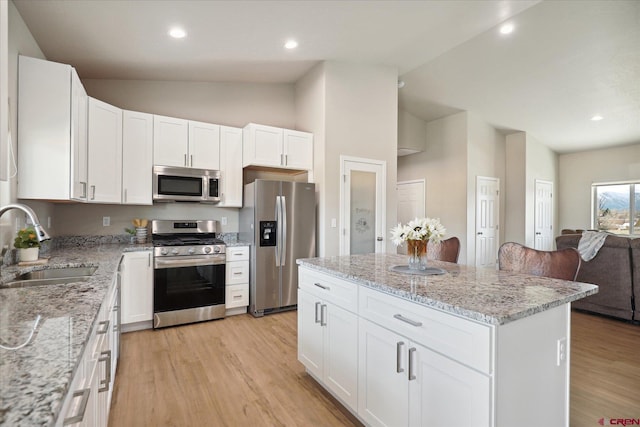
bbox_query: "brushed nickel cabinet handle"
[90,185,96,200]
[98,350,112,392]
[397,341,405,373]
[63,388,90,425]
[314,282,330,291]
[97,319,110,335]
[409,347,417,381]
[314,301,321,324]
[320,304,327,326]
[393,313,422,327]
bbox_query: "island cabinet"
[243,123,313,171]
[298,268,359,410]
[358,287,491,427]
[298,258,580,427]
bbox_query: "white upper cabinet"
[219,125,243,207]
[188,120,220,170]
[122,110,153,205]
[70,69,89,201]
[243,123,283,167]
[87,97,122,203]
[243,123,313,171]
[283,129,313,170]
[18,56,80,200]
[153,115,188,167]
[154,115,221,169]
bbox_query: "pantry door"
[396,180,426,254]
[340,156,386,255]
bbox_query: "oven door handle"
[154,256,225,269]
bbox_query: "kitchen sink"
[2,266,97,289]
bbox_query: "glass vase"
[407,239,427,270]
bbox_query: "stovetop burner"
[151,219,226,257]
[152,235,225,247]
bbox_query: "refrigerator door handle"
[281,195,287,266]
[275,196,281,267]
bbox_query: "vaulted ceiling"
[14,0,640,153]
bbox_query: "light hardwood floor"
[109,310,640,427]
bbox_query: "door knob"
[377,237,383,241]
[477,232,483,235]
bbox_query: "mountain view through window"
[593,182,640,235]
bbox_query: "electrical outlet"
[103,216,110,227]
[221,217,227,226]
[331,218,337,228]
[47,217,51,228]
[557,338,567,366]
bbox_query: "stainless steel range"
[152,219,226,328]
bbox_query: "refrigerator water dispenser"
[260,221,277,246]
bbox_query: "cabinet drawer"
[226,283,249,308]
[226,246,249,261]
[359,287,493,374]
[226,261,249,285]
[299,267,358,313]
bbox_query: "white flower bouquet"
[390,217,446,246]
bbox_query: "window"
[592,182,640,236]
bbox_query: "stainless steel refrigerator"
[240,180,316,317]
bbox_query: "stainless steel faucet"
[0,203,51,270]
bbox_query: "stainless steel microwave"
[153,165,220,203]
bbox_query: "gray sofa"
[556,234,636,321]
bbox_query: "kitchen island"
[297,253,598,427]
[0,242,151,426]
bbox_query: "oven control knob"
[188,248,195,255]
[171,248,179,255]
[160,248,168,256]
[203,246,212,254]
[213,246,221,253]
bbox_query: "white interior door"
[396,180,425,254]
[534,180,554,250]
[340,156,386,255]
[475,176,499,268]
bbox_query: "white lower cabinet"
[57,278,119,427]
[358,317,490,427]
[121,251,153,331]
[298,269,359,411]
[225,246,249,315]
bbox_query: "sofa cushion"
[556,234,633,320]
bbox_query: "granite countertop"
[0,243,151,427]
[297,253,599,326]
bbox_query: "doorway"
[534,179,554,250]
[340,156,386,255]
[396,179,425,254]
[475,176,500,268]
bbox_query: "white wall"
[558,143,640,231]
[296,61,398,257]
[397,112,468,263]
[82,79,295,129]
[466,113,506,264]
[505,131,558,247]
[398,109,426,154]
[0,1,53,251]
[295,62,326,255]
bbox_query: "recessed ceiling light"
[591,115,604,121]
[169,27,187,39]
[284,40,298,49]
[499,23,514,35]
